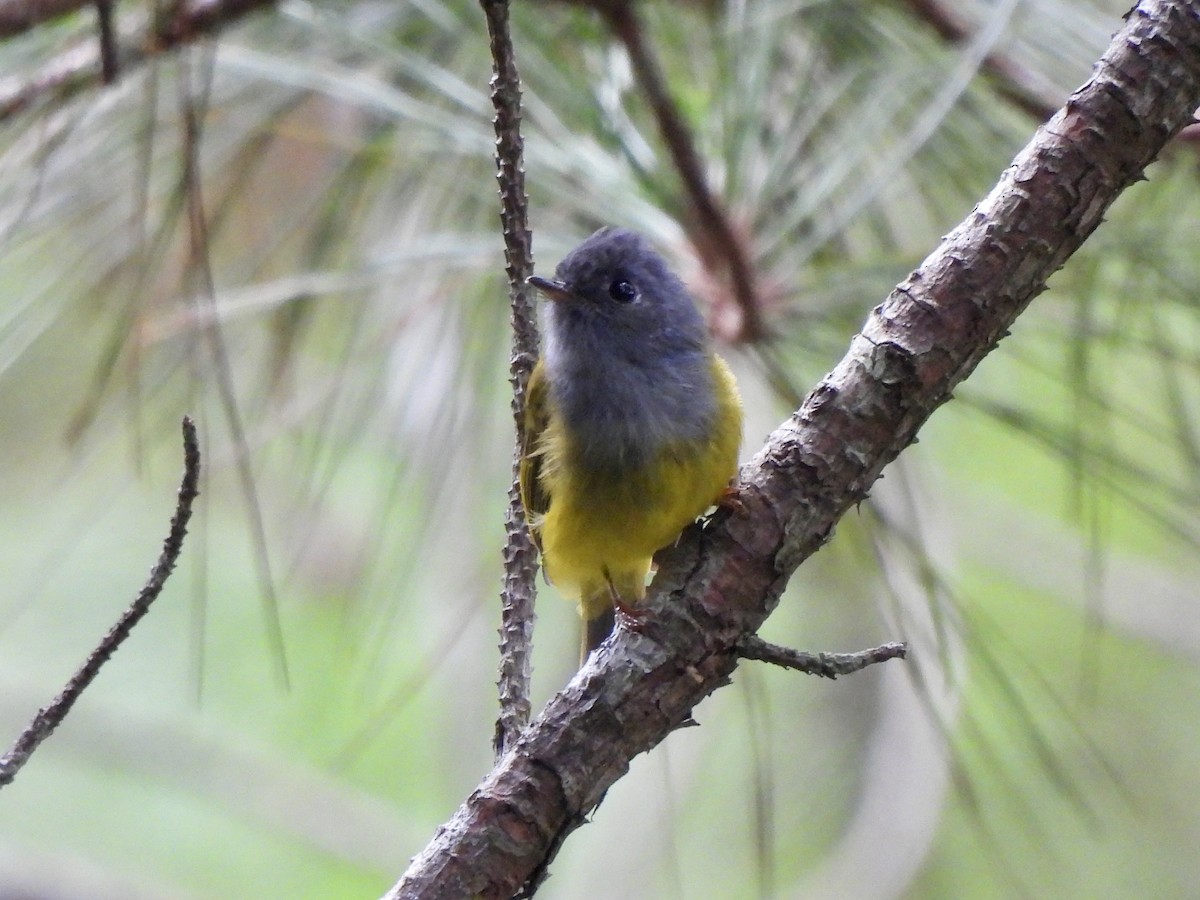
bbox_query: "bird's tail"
[578,566,648,664]
[582,606,616,663]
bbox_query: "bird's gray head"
[528,227,715,469]
[530,226,708,364]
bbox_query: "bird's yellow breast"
[531,353,741,616]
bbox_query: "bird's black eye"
[608,279,638,303]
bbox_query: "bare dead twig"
[0,416,201,789]
[736,635,907,678]
[481,0,540,761]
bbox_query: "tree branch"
[902,0,1061,119]
[0,416,200,789]
[596,0,766,342]
[0,0,277,122]
[385,1,1200,895]
[482,0,540,760]
[0,0,92,37]
[736,635,907,678]
[95,0,118,85]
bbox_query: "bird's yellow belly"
[528,352,743,625]
[540,454,718,584]
[539,433,738,622]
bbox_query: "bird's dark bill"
[527,275,573,302]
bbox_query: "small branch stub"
[736,635,907,679]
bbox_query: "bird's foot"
[613,598,649,635]
[716,485,747,516]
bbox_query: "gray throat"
[547,343,715,473]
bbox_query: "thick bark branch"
[388,1,1200,896]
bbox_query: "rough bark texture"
[388,2,1200,897]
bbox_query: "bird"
[521,226,743,662]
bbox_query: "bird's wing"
[518,360,550,550]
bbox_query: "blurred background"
[1,0,1198,896]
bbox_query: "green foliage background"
[1,0,1198,896]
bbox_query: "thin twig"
[736,635,907,679]
[481,0,540,760]
[0,416,201,789]
[598,0,765,342]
